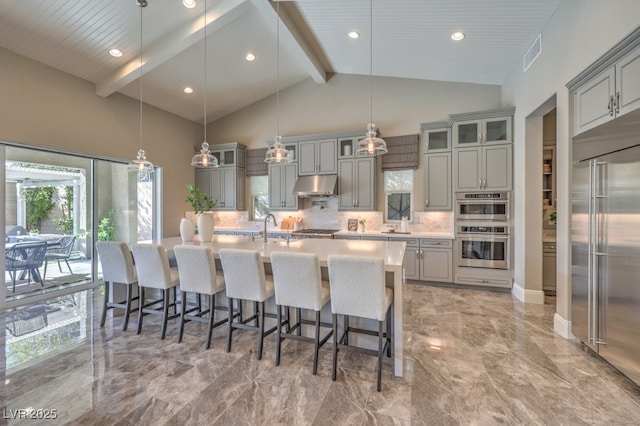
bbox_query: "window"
[384,170,413,222]
[250,176,269,220]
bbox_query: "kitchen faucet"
[263,213,277,242]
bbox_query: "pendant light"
[191,0,219,168]
[264,0,293,164]
[356,0,387,156]
[128,0,154,173]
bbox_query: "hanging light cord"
[369,0,373,126]
[139,2,144,153]
[276,0,280,139]
[203,0,207,143]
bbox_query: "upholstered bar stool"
[96,241,138,331]
[218,248,279,360]
[327,254,393,392]
[173,245,230,349]
[130,243,180,340]
[270,252,332,375]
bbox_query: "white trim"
[554,313,574,340]
[511,282,545,304]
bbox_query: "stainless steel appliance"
[572,143,640,386]
[456,192,510,221]
[456,224,509,269]
[291,229,338,239]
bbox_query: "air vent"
[523,33,542,72]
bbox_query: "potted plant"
[185,184,216,242]
[358,218,366,233]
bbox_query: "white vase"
[197,213,214,242]
[359,223,365,233]
[179,218,195,242]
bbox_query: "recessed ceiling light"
[245,53,256,61]
[451,32,465,41]
[109,48,123,57]
[184,87,194,94]
[183,0,196,8]
[348,31,360,39]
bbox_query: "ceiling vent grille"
[524,33,542,72]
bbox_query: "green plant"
[549,211,557,224]
[185,183,216,214]
[52,186,74,234]
[22,187,55,231]
[98,209,116,241]
[359,218,366,226]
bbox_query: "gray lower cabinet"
[333,235,361,240]
[399,238,453,282]
[195,167,245,210]
[338,157,376,210]
[424,152,451,210]
[269,162,298,210]
[454,143,512,191]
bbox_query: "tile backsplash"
[186,197,453,233]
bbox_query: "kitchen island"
[146,235,407,377]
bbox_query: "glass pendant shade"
[264,136,293,164]
[357,123,388,156]
[128,149,154,172]
[191,141,218,167]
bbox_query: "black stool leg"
[344,315,349,345]
[205,293,216,349]
[178,290,187,343]
[161,289,170,340]
[226,298,234,353]
[137,287,145,335]
[275,304,283,367]
[377,320,384,392]
[123,283,132,331]
[296,308,302,336]
[332,313,339,381]
[253,301,259,327]
[386,309,392,358]
[313,310,321,375]
[257,301,266,360]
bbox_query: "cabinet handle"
[608,95,614,116]
[615,92,620,114]
[416,250,420,260]
[425,199,429,207]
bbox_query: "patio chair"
[6,241,48,292]
[42,235,76,280]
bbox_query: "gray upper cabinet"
[452,115,512,147]
[338,157,376,210]
[194,142,245,210]
[572,43,640,135]
[298,139,337,175]
[455,144,512,191]
[269,162,298,210]
[421,121,450,153]
[424,152,452,210]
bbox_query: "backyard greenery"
[22,187,55,231]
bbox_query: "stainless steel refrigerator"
[572,143,640,386]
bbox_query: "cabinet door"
[454,147,481,191]
[268,164,283,209]
[282,163,298,209]
[574,68,615,135]
[616,45,640,117]
[424,128,450,152]
[403,247,420,281]
[236,168,245,210]
[338,159,355,209]
[195,168,211,196]
[221,167,236,209]
[298,141,317,175]
[420,248,453,282]
[209,168,224,207]
[453,120,480,147]
[483,116,511,145]
[483,144,512,191]
[425,153,451,210]
[317,139,337,174]
[354,157,375,210]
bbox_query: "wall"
[0,47,202,237]
[208,73,502,218]
[501,0,640,334]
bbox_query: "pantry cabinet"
[268,162,298,210]
[338,157,376,211]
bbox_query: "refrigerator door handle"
[588,160,595,344]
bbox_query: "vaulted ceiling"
[0,0,562,123]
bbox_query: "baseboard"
[511,282,545,304]
[554,313,574,339]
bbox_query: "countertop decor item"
[348,219,358,232]
[128,0,154,174]
[179,218,195,242]
[358,218,366,233]
[185,183,216,242]
[191,0,219,168]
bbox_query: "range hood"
[292,174,338,197]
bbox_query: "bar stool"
[270,252,333,375]
[96,241,138,331]
[173,245,229,349]
[130,243,180,340]
[327,254,393,392]
[218,248,279,360]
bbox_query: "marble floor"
[2,283,640,425]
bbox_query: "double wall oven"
[455,192,510,270]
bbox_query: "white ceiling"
[0,0,562,124]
